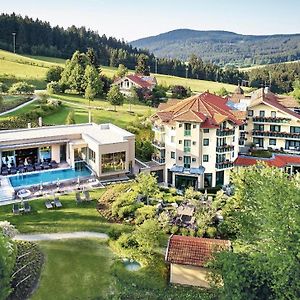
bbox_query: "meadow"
[0,48,243,93]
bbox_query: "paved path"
[14,231,109,242]
[0,96,38,116]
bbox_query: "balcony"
[152,125,165,133]
[152,155,165,165]
[252,130,300,139]
[216,128,235,136]
[252,116,291,124]
[216,145,234,153]
[215,161,234,169]
[152,140,165,149]
[184,130,191,136]
[184,147,191,153]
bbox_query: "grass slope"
[0,49,242,93]
[31,239,115,300]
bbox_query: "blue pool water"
[9,167,92,188]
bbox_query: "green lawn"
[0,189,128,234]
[47,93,154,127]
[31,239,115,300]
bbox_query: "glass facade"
[101,151,126,173]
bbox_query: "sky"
[1,0,300,41]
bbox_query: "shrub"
[206,226,217,238]
[46,66,64,82]
[170,225,179,234]
[47,81,61,94]
[8,82,35,95]
[180,227,189,236]
[0,82,8,93]
[134,205,156,224]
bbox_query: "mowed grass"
[0,49,243,93]
[31,239,115,300]
[0,189,128,234]
[0,92,154,128]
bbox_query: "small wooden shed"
[165,235,230,288]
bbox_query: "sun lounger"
[45,200,53,209]
[12,203,19,214]
[75,192,82,204]
[83,191,91,202]
[23,201,31,213]
[54,198,62,208]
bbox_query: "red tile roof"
[165,235,230,267]
[234,154,300,168]
[250,88,300,119]
[126,74,152,89]
[153,92,243,126]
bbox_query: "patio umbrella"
[204,189,208,200]
[77,176,80,190]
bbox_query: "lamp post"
[12,32,16,54]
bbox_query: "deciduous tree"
[107,85,124,111]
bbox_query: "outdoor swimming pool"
[9,166,92,188]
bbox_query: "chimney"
[28,123,31,128]
[38,117,43,127]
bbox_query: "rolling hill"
[131,29,300,66]
[0,49,243,93]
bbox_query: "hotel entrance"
[175,175,198,191]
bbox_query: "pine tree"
[135,54,150,76]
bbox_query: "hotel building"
[151,92,243,190]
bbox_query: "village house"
[165,235,230,288]
[114,74,157,96]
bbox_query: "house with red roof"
[165,235,230,287]
[114,74,157,96]
[151,92,243,189]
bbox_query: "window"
[269,139,276,146]
[254,124,264,131]
[184,123,191,136]
[271,111,276,118]
[270,125,281,132]
[171,151,175,159]
[192,158,196,162]
[101,151,126,173]
[179,124,183,128]
[184,140,191,153]
[203,155,209,162]
[193,124,197,129]
[171,126,176,130]
[203,138,209,146]
[290,126,300,133]
[40,146,51,162]
[259,111,265,117]
[179,140,182,144]
[178,156,182,161]
[239,125,245,130]
[192,141,196,145]
[183,156,191,168]
[88,148,96,163]
[248,110,253,117]
[171,136,175,143]
[203,128,210,133]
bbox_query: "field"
[0,48,243,93]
